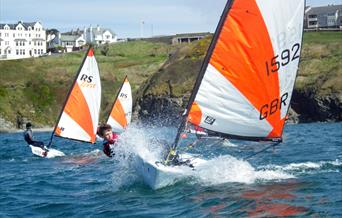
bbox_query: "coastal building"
[60,33,86,53]
[171,32,210,45]
[0,21,46,60]
[84,25,117,45]
[47,28,86,53]
[305,4,342,29]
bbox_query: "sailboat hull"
[29,145,65,158]
[136,154,206,190]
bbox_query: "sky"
[0,0,341,38]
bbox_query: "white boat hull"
[29,145,65,158]
[136,153,206,190]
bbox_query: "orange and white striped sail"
[107,76,132,133]
[187,0,305,141]
[54,48,101,143]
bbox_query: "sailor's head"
[98,124,113,141]
[26,122,32,129]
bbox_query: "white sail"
[187,0,305,141]
[54,48,101,143]
[107,76,132,133]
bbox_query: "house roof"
[60,35,79,41]
[306,5,342,15]
[90,27,116,36]
[60,34,85,42]
[173,32,211,38]
[0,21,40,30]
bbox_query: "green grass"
[0,32,341,128]
[0,41,172,127]
[297,32,342,94]
[303,31,342,44]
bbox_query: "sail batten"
[51,47,101,144]
[106,76,132,133]
[174,0,305,147]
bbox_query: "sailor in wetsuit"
[97,124,119,157]
[23,122,46,149]
[24,122,48,156]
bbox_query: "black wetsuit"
[24,129,44,148]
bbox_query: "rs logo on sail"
[79,74,96,88]
[259,93,288,120]
[120,93,128,98]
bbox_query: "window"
[29,34,31,37]
[0,49,1,55]
[23,50,25,55]
[34,49,36,54]
[13,33,15,37]
[5,33,9,37]
[8,50,11,54]
[16,50,19,55]
[16,41,19,46]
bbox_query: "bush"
[101,43,110,56]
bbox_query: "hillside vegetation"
[0,41,171,129]
[0,32,341,130]
[298,32,342,95]
[135,32,342,123]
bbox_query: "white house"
[60,33,86,52]
[84,25,117,45]
[305,4,342,29]
[0,21,46,60]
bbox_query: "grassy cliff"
[0,41,171,129]
[0,32,341,130]
[135,32,342,123]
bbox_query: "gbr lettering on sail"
[260,40,301,120]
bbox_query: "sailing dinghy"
[30,47,102,158]
[138,0,305,189]
[106,76,132,133]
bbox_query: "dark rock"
[291,89,341,122]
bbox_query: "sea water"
[0,122,341,217]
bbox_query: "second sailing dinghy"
[34,47,102,158]
[106,76,132,133]
[138,0,305,189]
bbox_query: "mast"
[172,0,235,150]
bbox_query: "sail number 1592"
[266,43,300,76]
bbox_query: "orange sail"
[177,0,305,144]
[52,47,101,143]
[106,76,132,133]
